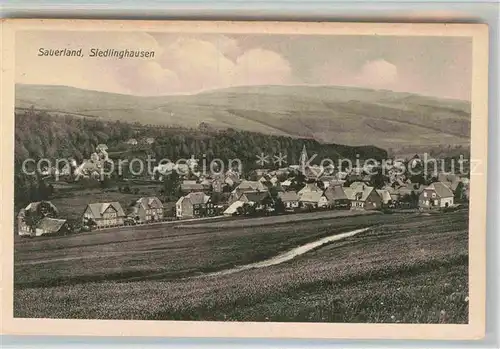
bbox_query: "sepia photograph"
[0,20,488,339]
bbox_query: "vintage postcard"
[0,20,488,340]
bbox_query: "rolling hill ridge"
[15,84,471,149]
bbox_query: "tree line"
[14,108,388,206]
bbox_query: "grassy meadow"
[14,209,469,323]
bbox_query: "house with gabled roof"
[34,218,69,237]
[82,202,126,228]
[129,196,164,223]
[347,185,382,210]
[228,180,269,204]
[238,191,273,211]
[176,192,214,219]
[17,201,59,236]
[299,191,328,209]
[297,182,323,197]
[278,191,300,209]
[324,185,350,209]
[419,182,454,209]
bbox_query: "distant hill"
[15,84,471,149]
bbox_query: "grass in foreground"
[14,212,404,288]
[14,210,469,323]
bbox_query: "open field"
[14,209,469,323]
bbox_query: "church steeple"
[300,144,308,167]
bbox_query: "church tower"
[300,144,308,168]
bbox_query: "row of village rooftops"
[37,144,445,183]
[17,175,467,238]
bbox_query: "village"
[16,144,470,237]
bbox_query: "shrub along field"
[14,209,469,323]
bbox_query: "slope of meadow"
[14,210,468,323]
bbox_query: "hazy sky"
[16,31,472,100]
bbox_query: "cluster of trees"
[391,144,470,158]
[16,108,388,172]
[16,107,137,162]
[14,175,54,209]
[14,108,389,206]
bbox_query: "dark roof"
[298,183,322,194]
[241,191,270,203]
[179,192,211,206]
[346,185,376,202]
[136,197,163,209]
[299,191,324,203]
[278,191,299,202]
[86,202,126,218]
[236,180,267,192]
[36,218,67,233]
[426,182,454,198]
[357,186,376,201]
[324,185,348,202]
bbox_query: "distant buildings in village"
[17,145,470,237]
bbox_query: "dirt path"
[17,227,371,273]
[194,227,371,278]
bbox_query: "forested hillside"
[14,108,387,208]
[15,107,387,166]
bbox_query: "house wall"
[136,205,147,222]
[35,225,66,237]
[82,207,94,224]
[144,207,163,222]
[177,199,194,219]
[136,205,164,222]
[351,201,365,210]
[102,207,120,226]
[318,196,329,208]
[365,191,382,210]
[419,190,440,209]
[18,217,31,236]
[440,197,454,208]
[212,180,222,193]
[83,206,124,228]
[205,203,215,216]
[300,201,318,209]
[332,199,350,209]
[193,203,204,217]
[35,228,46,236]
